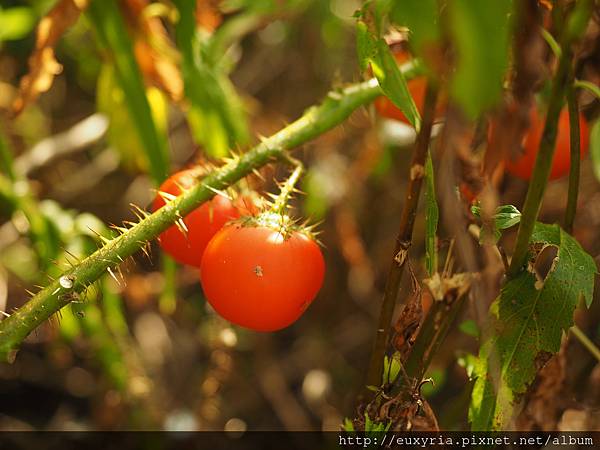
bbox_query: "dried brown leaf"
[12,0,89,116]
[122,0,183,101]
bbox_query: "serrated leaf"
[469,223,597,430]
[424,153,438,275]
[590,120,600,183]
[448,0,512,119]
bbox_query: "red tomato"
[153,168,241,267]
[200,222,325,331]
[505,107,590,181]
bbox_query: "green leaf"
[459,319,479,338]
[355,20,421,129]
[356,20,376,73]
[469,223,597,430]
[173,0,249,158]
[457,352,477,380]
[424,153,438,275]
[471,204,521,244]
[342,417,355,432]
[87,0,169,184]
[591,120,600,183]
[382,352,402,385]
[448,0,512,119]
[370,38,421,129]
[0,7,36,42]
[390,0,440,57]
[97,64,168,175]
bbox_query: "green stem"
[364,81,439,393]
[570,325,600,363]
[272,162,304,214]
[0,73,412,362]
[507,1,592,277]
[564,84,580,234]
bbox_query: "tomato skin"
[200,224,325,331]
[153,169,241,267]
[505,107,590,181]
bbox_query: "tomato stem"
[564,82,580,234]
[364,79,439,396]
[507,0,592,278]
[272,161,304,215]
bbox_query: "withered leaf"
[12,0,89,116]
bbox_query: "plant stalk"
[507,0,592,277]
[403,292,468,382]
[564,84,580,234]
[364,81,439,393]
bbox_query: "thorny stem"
[272,162,304,214]
[564,84,580,234]
[364,81,439,394]
[0,65,421,362]
[507,1,592,278]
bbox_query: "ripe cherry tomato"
[153,168,241,267]
[200,221,325,331]
[505,107,590,181]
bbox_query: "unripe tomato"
[153,168,241,267]
[505,107,590,181]
[200,219,325,331]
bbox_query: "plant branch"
[570,325,600,363]
[507,1,592,277]
[403,290,469,382]
[273,162,304,214]
[0,70,430,362]
[364,81,439,393]
[564,83,580,233]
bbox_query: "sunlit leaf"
[361,26,420,130]
[173,0,249,158]
[470,223,597,430]
[88,0,169,184]
[0,7,36,41]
